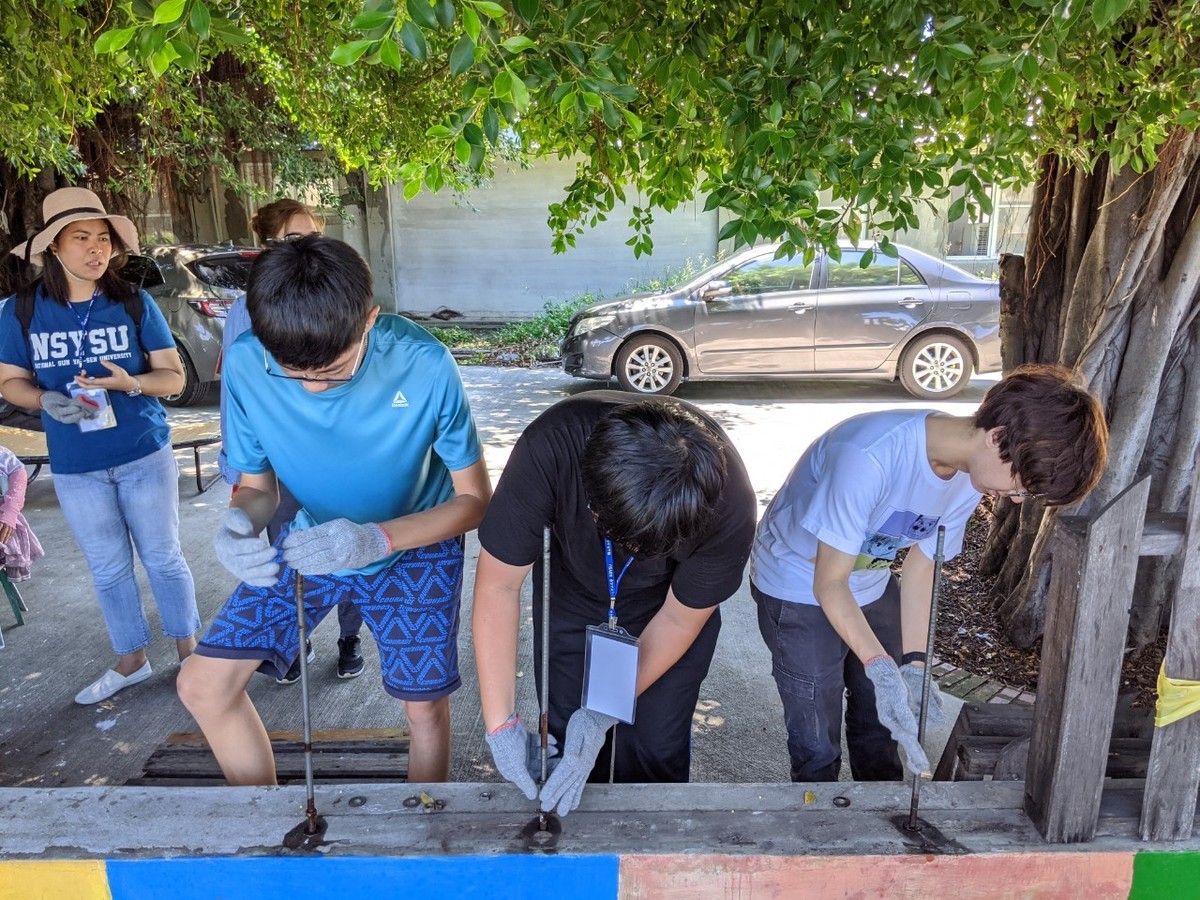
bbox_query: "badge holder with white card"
[580,539,639,724]
[64,291,118,433]
[66,383,117,432]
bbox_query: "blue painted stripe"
[106,855,620,899]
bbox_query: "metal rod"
[538,526,552,831]
[294,570,319,835]
[908,525,946,829]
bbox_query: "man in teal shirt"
[178,236,491,785]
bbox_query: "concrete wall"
[380,157,720,319]
[171,159,1030,320]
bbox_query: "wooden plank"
[164,728,410,746]
[137,729,411,786]
[1024,477,1150,843]
[1141,465,1200,840]
[960,737,1151,780]
[962,681,1005,703]
[1140,511,1187,558]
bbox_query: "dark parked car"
[562,243,1001,400]
[121,244,260,406]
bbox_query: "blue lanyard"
[68,288,100,374]
[604,538,633,630]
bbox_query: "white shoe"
[74,661,153,705]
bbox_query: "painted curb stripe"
[0,861,111,900]
[1130,851,1200,900]
[619,853,1137,899]
[105,855,619,899]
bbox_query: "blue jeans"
[55,444,199,655]
[753,577,903,782]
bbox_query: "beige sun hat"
[9,187,140,266]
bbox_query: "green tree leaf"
[379,36,402,70]
[406,0,438,30]
[399,20,428,60]
[95,27,137,54]
[189,2,210,39]
[501,36,535,54]
[152,0,186,26]
[331,40,374,66]
[351,10,393,30]
[473,1,507,20]
[449,35,475,75]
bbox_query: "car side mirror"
[701,280,732,301]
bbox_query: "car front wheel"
[615,335,683,396]
[161,342,208,407]
[899,333,973,400]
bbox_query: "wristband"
[902,651,928,666]
[488,713,520,736]
[373,522,394,553]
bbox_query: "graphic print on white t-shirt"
[855,509,942,571]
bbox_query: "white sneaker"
[74,661,153,705]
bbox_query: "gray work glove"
[40,391,97,424]
[484,715,559,800]
[281,518,391,574]
[864,655,931,777]
[214,507,279,587]
[900,661,946,726]
[539,707,618,816]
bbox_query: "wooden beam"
[1140,465,1200,840]
[1024,477,1150,843]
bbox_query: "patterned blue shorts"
[197,534,464,701]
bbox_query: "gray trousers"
[753,576,903,782]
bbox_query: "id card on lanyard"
[66,289,117,432]
[581,538,639,724]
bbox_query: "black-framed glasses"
[263,232,314,247]
[262,330,368,385]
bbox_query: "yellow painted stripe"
[0,861,111,900]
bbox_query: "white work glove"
[214,507,279,587]
[539,707,617,816]
[281,518,391,574]
[484,714,560,800]
[900,661,946,726]
[864,655,931,777]
[40,391,97,424]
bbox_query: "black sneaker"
[337,635,365,679]
[276,639,315,685]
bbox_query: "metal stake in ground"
[282,569,327,849]
[538,526,552,829]
[907,525,946,830]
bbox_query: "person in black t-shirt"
[474,391,756,815]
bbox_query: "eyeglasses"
[263,330,368,384]
[263,231,317,247]
[1000,487,1043,500]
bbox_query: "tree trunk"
[984,128,1200,647]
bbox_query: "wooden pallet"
[934,701,1153,782]
[129,728,411,786]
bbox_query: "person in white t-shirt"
[750,365,1108,782]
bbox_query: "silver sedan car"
[562,243,1001,399]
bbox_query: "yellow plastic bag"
[1154,661,1200,727]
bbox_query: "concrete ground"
[0,366,999,789]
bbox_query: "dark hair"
[246,235,373,369]
[974,363,1109,506]
[581,400,729,559]
[17,220,134,307]
[250,199,322,245]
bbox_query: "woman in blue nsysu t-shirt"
[0,187,199,705]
